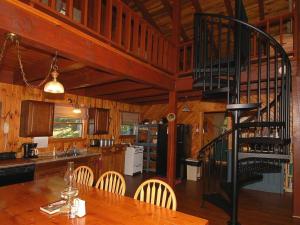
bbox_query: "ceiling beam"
[224,0,234,17]
[62,69,122,90]
[13,56,85,84]
[131,0,162,33]
[160,0,189,41]
[102,88,167,100]
[257,0,265,20]
[71,80,150,97]
[191,0,202,12]
[0,0,174,90]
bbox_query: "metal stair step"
[236,121,285,128]
[238,161,282,174]
[238,152,290,161]
[202,87,234,99]
[203,193,231,215]
[193,78,230,89]
[227,103,260,111]
[239,137,290,145]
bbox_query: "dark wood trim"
[224,0,233,17]
[167,90,177,187]
[257,0,265,20]
[191,0,202,13]
[160,0,189,41]
[133,0,162,33]
[293,0,300,218]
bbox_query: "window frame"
[51,104,87,140]
[120,111,140,136]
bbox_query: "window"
[120,112,139,136]
[53,105,86,139]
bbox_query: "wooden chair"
[74,166,94,187]
[95,171,126,196]
[134,179,177,211]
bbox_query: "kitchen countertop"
[0,144,127,169]
[0,151,101,169]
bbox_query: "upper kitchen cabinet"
[20,100,55,137]
[88,108,110,135]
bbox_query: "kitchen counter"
[0,145,126,169]
[0,151,101,169]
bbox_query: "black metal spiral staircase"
[193,1,291,225]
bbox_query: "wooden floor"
[124,173,300,225]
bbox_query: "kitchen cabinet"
[20,100,54,137]
[100,147,125,175]
[88,108,110,135]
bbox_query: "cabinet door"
[20,100,54,137]
[88,108,110,135]
[96,108,110,134]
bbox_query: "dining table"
[0,176,209,225]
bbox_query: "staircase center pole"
[229,0,243,224]
[230,110,240,225]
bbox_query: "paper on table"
[33,137,49,148]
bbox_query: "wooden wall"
[141,100,226,158]
[0,82,141,157]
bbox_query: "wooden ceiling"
[124,0,291,40]
[0,0,291,105]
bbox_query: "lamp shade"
[44,70,64,94]
[44,79,64,93]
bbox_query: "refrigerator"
[156,124,192,178]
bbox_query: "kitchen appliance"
[23,143,39,158]
[90,139,99,147]
[156,124,192,178]
[124,145,144,176]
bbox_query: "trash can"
[185,158,201,181]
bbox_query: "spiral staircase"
[193,1,291,224]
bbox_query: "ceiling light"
[0,33,64,94]
[44,70,64,93]
[72,104,82,114]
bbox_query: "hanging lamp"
[0,33,64,94]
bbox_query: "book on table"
[40,199,66,215]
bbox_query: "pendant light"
[182,96,191,112]
[44,66,64,94]
[72,96,82,114]
[0,33,64,94]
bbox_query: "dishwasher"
[0,152,35,187]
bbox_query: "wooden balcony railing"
[178,12,295,76]
[20,0,175,74]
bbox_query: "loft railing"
[20,0,175,74]
[178,12,295,76]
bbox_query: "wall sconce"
[67,97,82,114]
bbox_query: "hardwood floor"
[124,173,300,225]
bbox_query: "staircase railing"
[194,8,291,225]
[178,11,294,76]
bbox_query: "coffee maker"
[23,143,39,158]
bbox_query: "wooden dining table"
[0,176,209,225]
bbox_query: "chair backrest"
[74,166,94,187]
[95,171,126,196]
[134,179,177,211]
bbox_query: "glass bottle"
[64,161,75,190]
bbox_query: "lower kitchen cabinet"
[100,149,125,175]
[34,155,101,182]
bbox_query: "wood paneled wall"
[141,100,226,158]
[0,82,141,156]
